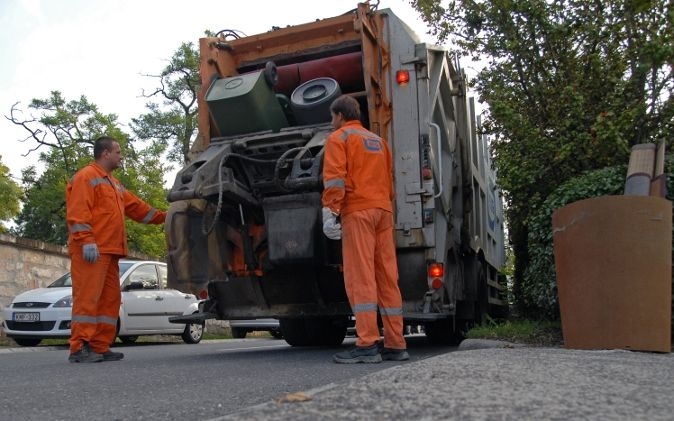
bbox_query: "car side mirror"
[124,281,145,291]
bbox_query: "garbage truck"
[166,1,507,346]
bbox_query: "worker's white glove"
[322,207,342,240]
[82,243,100,263]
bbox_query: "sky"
[0,0,442,187]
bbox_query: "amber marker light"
[396,69,410,86]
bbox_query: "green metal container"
[206,70,288,137]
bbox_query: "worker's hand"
[82,243,100,263]
[322,207,341,240]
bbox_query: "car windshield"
[47,261,136,287]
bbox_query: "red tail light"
[198,290,209,300]
[428,262,444,290]
[396,69,410,86]
[429,263,443,278]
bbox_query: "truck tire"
[264,61,278,87]
[424,319,464,346]
[231,327,247,339]
[475,262,489,326]
[304,317,347,346]
[280,317,347,346]
[279,318,311,346]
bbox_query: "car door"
[120,263,166,331]
[153,264,197,331]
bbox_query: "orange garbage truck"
[166,2,507,346]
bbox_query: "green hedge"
[522,156,674,319]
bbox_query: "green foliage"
[132,42,200,166]
[8,92,167,256]
[522,164,627,317]
[412,0,674,315]
[465,317,562,347]
[0,157,22,231]
[523,155,674,319]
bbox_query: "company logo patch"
[363,138,382,152]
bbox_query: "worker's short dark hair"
[330,95,361,121]
[93,136,117,159]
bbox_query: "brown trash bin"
[553,195,672,353]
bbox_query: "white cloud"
[0,0,438,186]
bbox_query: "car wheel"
[182,321,204,344]
[119,336,139,344]
[13,338,42,347]
[231,327,247,339]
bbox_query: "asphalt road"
[2,337,672,420]
[219,340,674,421]
[0,335,447,421]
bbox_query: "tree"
[132,42,200,166]
[0,156,22,232]
[6,92,167,256]
[412,0,674,315]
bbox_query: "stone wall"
[0,233,158,337]
[0,234,71,313]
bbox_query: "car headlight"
[53,296,73,308]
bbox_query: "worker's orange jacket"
[66,162,166,256]
[322,120,394,215]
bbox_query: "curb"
[458,338,525,351]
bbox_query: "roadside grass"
[465,317,563,347]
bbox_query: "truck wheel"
[279,318,310,346]
[231,327,247,339]
[424,319,464,346]
[475,262,489,326]
[182,322,204,344]
[305,317,347,346]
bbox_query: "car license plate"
[13,312,40,322]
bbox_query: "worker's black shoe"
[333,343,382,364]
[68,342,103,363]
[381,347,410,361]
[102,350,124,361]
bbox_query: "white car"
[1,260,204,346]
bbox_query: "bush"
[522,155,674,319]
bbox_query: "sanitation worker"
[322,95,408,363]
[66,136,166,363]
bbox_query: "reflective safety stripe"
[72,315,117,326]
[324,178,345,189]
[340,128,380,141]
[72,315,97,324]
[70,223,92,233]
[90,177,111,188]
[379,306,403,316]
[142,208,157,224]
[96,316,117,326]
[353,303,378,313]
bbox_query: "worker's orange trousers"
[342,208,406,349]
[68,251,121,354]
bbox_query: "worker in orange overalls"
[322,95,408,364]
[66,136,166,363]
